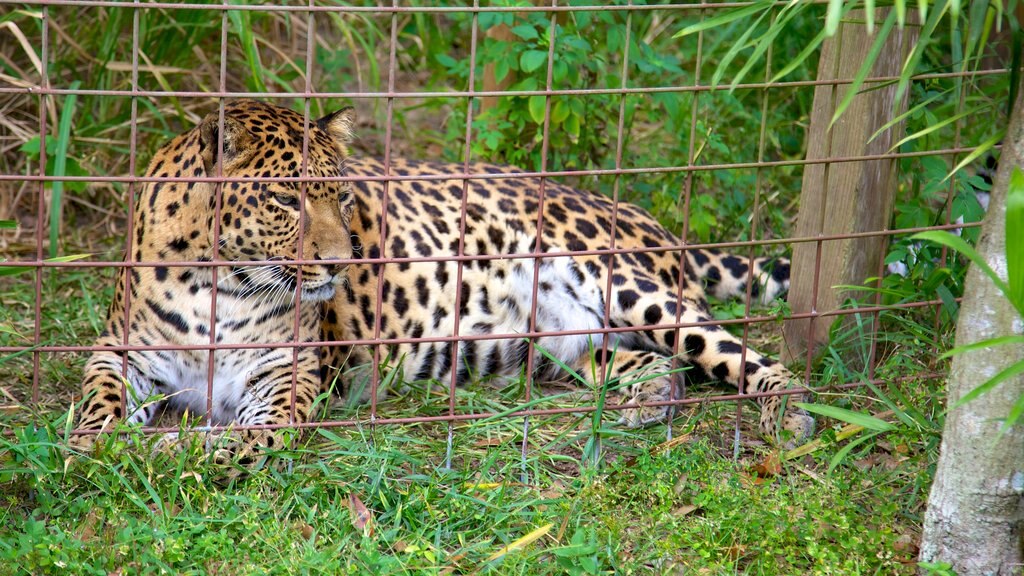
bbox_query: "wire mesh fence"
[0,0,1010,466]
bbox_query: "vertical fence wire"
[0,1,1005,450]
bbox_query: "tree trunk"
[918,84,1024,574]
[782,9,916,364]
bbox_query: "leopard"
[75,99,813,461]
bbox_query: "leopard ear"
[316,106,356,147]
[198,112,255,175]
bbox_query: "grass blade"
[485,523,552,562]
[49,79,80,259]
[794,402,896,431]
[828,431,881,472]
[0,253,92,277]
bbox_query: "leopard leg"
[75,349,164,452]
[605,291,814,441]
[573,348,682,427]
[212,352,321,466]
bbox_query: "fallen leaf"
[672,504,699,517]
[298,522,314,541]
[724,544,747,561]
[751,453,782,477]
[893,533,919,556]
[348,493,375,537]
[739,472,772,488]
[651,433,694,455]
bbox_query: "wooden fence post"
[783,9,919,364]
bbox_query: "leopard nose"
[314,253,346,276]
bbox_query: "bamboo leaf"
[940,336,1024,359]
[49,80,80,259]
[825,0,844,36]
[828,431,881,472]
[868,90,946,143]
[710,8,773,88]
[1007,167,1024,314]
[673,2,770,38]
[830,10,898,128]
[897,0,949,104]
[731,2,808,90]
[895,0,906,26]
[945,130,1006,182]
[864,0,876,33]
[0,253,92,277]
[1004,393,1024,431]
[911,230,1010,296]
[889,105,986,151]
[953,357,1024,408]
[485,523,552,562]
[794,403,895,431]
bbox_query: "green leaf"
[673,1,770,38]
[710,7,773,88]
[511,24,538,41]
[889,105,984,151]
[1006,167,1024,313]
[897,0,949,104]
[828,431,882,473]
[945,130,1006,182]
[911,230,1010,297]
[794,403,896,431]
[528,95,546,125]
[0,253,92,277]
[20,136,40,156]
[830,10,897,127]
[953,357,1024,408]
[520,50,548,73]
[894,0,906,26]
[825,0,844,36]
[0,220,16,229]
[49,79,80,259]
[1005,392,1024,431]
[868,90,946,144]
[940,336,1024,360]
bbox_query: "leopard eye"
[274,193,299,208]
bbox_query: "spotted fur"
[76,100,813,460]
[75,101,356,461]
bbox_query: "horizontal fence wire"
[0,0,997,449]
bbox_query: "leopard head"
[196,100,357,302]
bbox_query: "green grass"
[0,2,1009,573]
[1,265,948,575]
[1,408,935,575]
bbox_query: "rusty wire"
[3,1,995,444]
